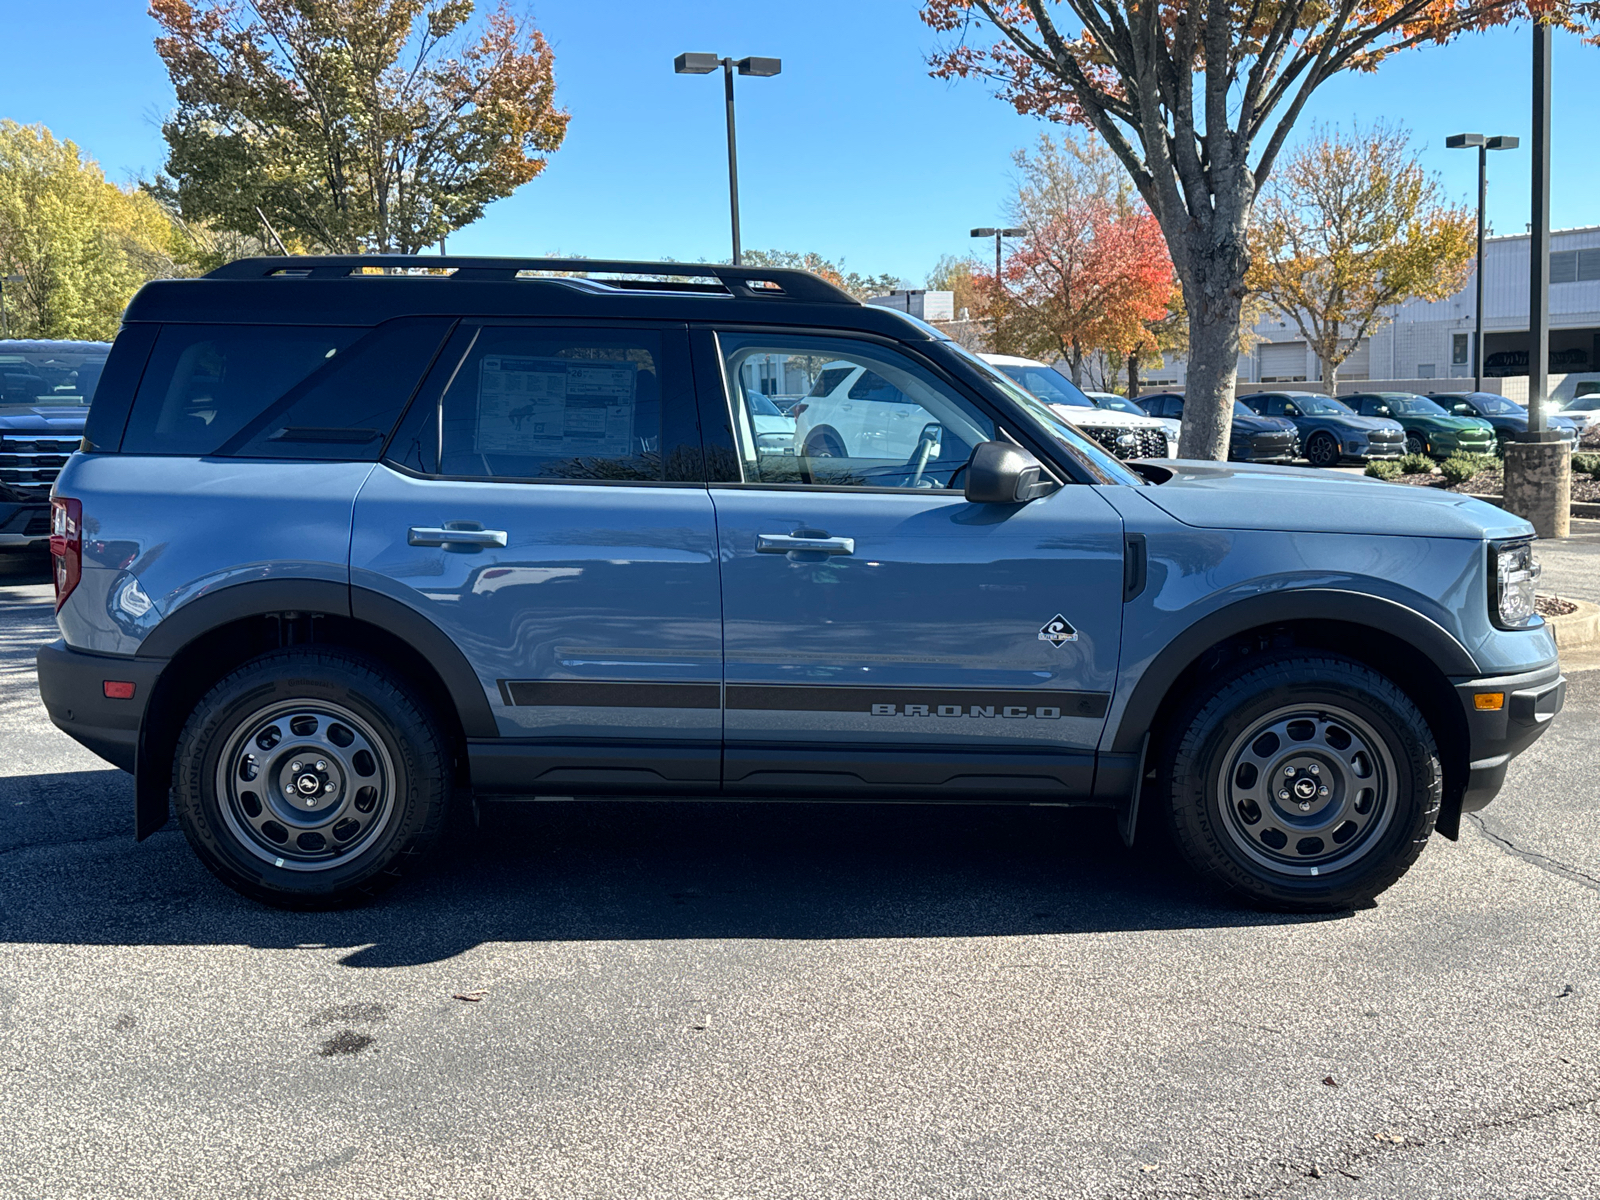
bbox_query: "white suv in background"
[793,360,955,461]
[980,355,1176,460]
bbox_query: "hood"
[1050,403,1171,432]
[0,404,91,433]
[1232,412,1296,435]
[1433,415,1494,434]
[1134,461,1532,540]
[1307,414,1403,433]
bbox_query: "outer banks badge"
[1038,614,1078,646]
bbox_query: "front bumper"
[0,498,50,548]
[1350,439,1405,460]
[1452,660,1565,817]
[36,639,165,773]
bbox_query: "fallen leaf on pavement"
[1322,1075,1338,1087]
[453,991,487,1002]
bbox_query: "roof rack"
[202,255,859,305]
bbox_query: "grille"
[0,436,78,492]
[24,512,49,536]
[1248,432,1295,458]
[1084,425,1168,460]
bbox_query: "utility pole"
[1447,133,1518,392]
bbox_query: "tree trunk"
[1316,344,1340,397]
[1175,267,1246,459]
[1069,345,1084,387]
[1128,355,1141,398]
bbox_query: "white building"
[1153,225,1600,395]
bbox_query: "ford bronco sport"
[37,256,1565,911]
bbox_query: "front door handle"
[756,533,855,556]
[408,526,508,548]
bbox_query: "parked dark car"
[0,340,106,549]
[1345,392,1497,459]
[1240,391,1405,467]
[1427,391,1581,453]
[1137,392,1300,463]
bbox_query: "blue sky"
[4,1,1595,284]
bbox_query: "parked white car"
[980,356,1176,459]
[1084,389,1183,440]
[1555,394,1600,432]
[793,360,954,461]
[749,392,797,454]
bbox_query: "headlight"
[1489,538,1541,629]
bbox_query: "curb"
[1547,597,1600,651]
[1465,493,1600,519]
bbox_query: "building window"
[1452,334,1469,365]
[1550,248,1600,284]
[1417,363,1436,379]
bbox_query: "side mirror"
[965,440,1054,504]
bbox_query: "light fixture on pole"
[1446,132,1518,392]
[675,52,782,266]
[970,226,1026,284]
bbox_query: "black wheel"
[803,428,846,458]
[1305,431,1341,468]
[172,648,452,909]
[1161,653,1440,911]
[1404,432,1427,457]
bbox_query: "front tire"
[1305,431,1341,468]
[1405,432,1427,457]
[1161,654,1440,911]
[172,648,452,909]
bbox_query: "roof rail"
[202,255,860,305]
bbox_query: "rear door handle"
[756,533,855,555]
[408,526,508,548]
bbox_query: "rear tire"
[1160,653,1440,911]
[803,429,846,458]
[172,648,452,909]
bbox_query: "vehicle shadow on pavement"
[0,769,1348,963]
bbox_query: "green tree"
[0,122,182,341]
[926,253,984,320]
[924,1,1594,459]
[151,0,569,255]
[740,249,900,300]
[1249,123,1476,393]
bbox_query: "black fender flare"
[1106,588,1479,755]
[133,578,495,838]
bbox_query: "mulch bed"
[1389,466,1600,502]
[1536,594,1579,617]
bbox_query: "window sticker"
[476,356,635,456]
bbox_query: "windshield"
[1232,401,1262,418]
[748,394,783,418]
[0,342,109,407]
[994,363,1094,408]
[1291,395,1355,415]
[1460,393,1521,415]
[1090,393,1148,416]
[1375,395,1448,416]
[1560,396,1600,412]
[951,346,1144,485]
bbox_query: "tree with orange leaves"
[151,0,568,255]
[974,134,1176,385]
[923,0,1592,458]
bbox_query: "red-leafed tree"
[923,0,1597,458]
[973,134,1176,384]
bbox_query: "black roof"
[124,255,932,338]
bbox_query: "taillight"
[49,497,82,612]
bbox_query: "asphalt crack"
[1118,1092,1600,1198]
[1467,812,1600,891]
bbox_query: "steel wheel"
[215,698,397,872]
[1217,703,1396,877]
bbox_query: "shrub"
[1572,451,1600,479]
[1441,451,1497,486]
[1365,460,1404,481]
[1397,452,1436,475]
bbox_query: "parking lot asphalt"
[2,545,1597,1200]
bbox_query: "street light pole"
[1529,23,1552,435]
[1447,133,1517,392]
[676,53,782,267]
